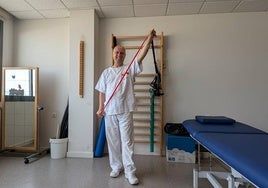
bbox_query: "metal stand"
[194,142,251,188]
[24,106,50,164]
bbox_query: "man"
[95,29,156,185]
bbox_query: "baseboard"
[67,151,94,158]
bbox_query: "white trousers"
[105,113,136,176]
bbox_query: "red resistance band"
[104,34,150,109]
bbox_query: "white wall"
[13,18,69,147]
[99,12,268,132]
[68,9,99,158]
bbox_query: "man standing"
[95,29,156,185]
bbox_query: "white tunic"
[95,58,142,115]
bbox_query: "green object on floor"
[150,89,155,152]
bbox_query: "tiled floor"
[0,153,235,188]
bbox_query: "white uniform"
[95,58,142,176]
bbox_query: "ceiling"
[0,0,268,20]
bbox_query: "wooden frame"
[1,67,39,152]
[79,41,84,98]
[111,33,164,155]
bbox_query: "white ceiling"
[0,0,268,20]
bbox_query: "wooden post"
[79,41,84,98]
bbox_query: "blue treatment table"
[183,119,268,188]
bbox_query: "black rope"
[150,40,163,96]
[112,36,117,48]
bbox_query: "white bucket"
[49,138,68,159]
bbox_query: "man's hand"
[149,29,156,37]
[137,29,157,64]
[96,108,105,118]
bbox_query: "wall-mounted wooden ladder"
[111,33,164,156]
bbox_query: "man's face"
[113,46,126,66]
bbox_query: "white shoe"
[110,169,121,178]
[126,174,139,185]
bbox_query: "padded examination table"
[183,119,266,136]
[182,119,268,188]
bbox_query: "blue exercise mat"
[94,117,106,157]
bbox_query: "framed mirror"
[1,67,39,152]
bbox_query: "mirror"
[1,67,39,152]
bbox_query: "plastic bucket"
[49,138,68,159]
